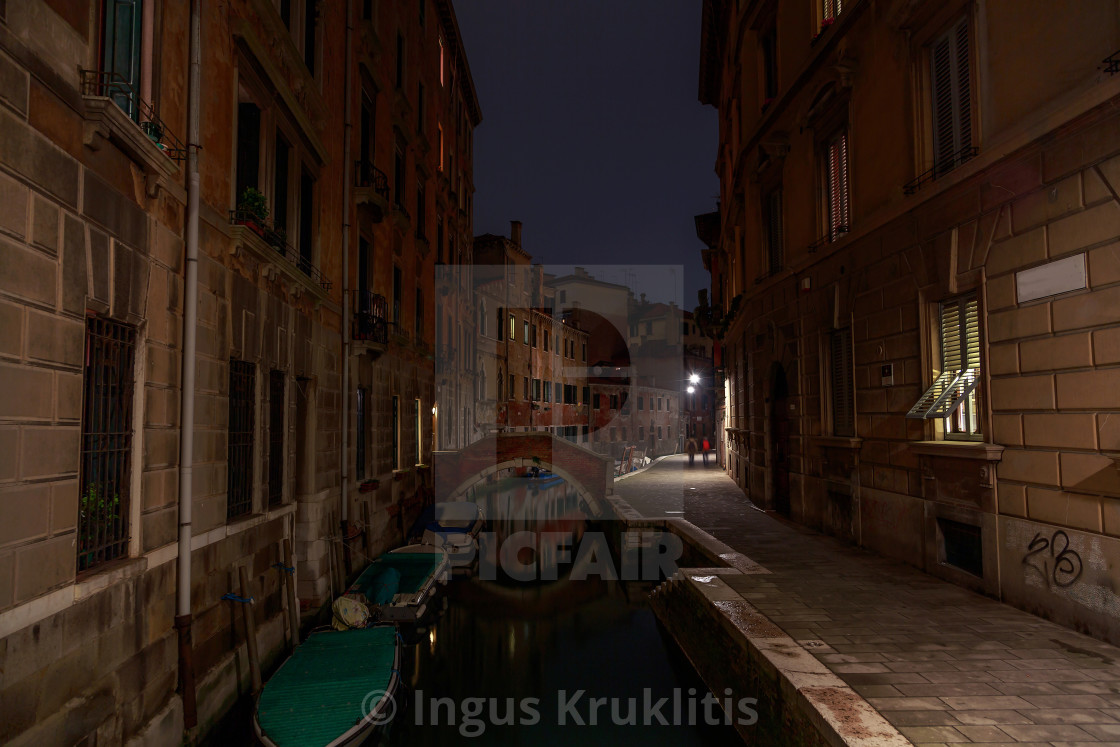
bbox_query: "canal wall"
[605,496,907,747]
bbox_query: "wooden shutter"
[827,131,850,241]
[907,294,981,420]
[931,17,971,175]
[102,0,143,119]
[940,298,963,372]
[766,188,784,274]
[830,328,855,437]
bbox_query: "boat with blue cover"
[252,625,400,747]
[342,544,450,623]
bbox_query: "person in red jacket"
[701,437,710,466]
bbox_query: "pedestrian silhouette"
[686,438,697,466]
[701,437,710,466]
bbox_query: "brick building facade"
[699,0,1120,643]
[0,0,479,743]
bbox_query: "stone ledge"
[908,440,1005,461]
[810,435,863,450]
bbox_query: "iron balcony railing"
[354,160,390,201]
[80,69,187,161]
[352,290,389,344]
[229,209,332,290]
[904,146,978,195]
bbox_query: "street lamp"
[686,385,695,394]
[689,373,700,385]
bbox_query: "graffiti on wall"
[1021,530,1083,589]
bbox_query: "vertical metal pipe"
[176,0,202,729]
[340,0,354,575]
[284,536,300,645]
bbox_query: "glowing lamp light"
[687,386,696,394]
[431,405,438,415]
[689,373,700,384]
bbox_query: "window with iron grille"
[356,387,367,480]
[415,398,422,464]
[829,328,855,437]
[268,370,285,507]
[930,16,973,178]
[907,293,982,440]
[763,187,784,275]
[78,317,136,572]
[392,395,400,470]
[824,130,850,241]
[227,360,256,519]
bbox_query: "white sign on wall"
[1015,253,1087,304]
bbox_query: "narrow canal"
[379,474,742,745]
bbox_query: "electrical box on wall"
[881,363,894,386]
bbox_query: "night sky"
[454,1,719,309]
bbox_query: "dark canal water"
[377,475,742,745]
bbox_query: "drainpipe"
[339,0,354,575]
[175,0,202,730]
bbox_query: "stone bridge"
[432,432,614,515]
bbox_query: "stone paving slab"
[614,456,1120,745]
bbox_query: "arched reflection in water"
[380,474,742,746]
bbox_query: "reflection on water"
[379,474,741,746]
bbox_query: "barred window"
[78,317,136,572]
[356,387,367,481]
[227,360,256,519]
[268,370,285,506]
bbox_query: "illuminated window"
[907,294,981,440]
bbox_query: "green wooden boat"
[253,625,400,747]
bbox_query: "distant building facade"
[699,0,1120,643]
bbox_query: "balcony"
[904,146,978,195]
[354,161,390,222]
[80,70,185,196]
[229,210,331,302]
[352,290,389,355]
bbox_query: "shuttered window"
[930,17,972,177]
[907,294,982,439]
[826,131,850,241]
[830,328,855,437]
[823,0,843,21]
[763,187,784,275]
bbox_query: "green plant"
[78,482,121,566]
[237,187,269,222]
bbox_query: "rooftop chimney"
[510,220,522,247]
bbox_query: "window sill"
[810,435,862,450]
[229,224,330,306]
[908,441,1004,462]
[81,96,180,196]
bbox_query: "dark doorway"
[769,363,791,516]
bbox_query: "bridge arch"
[433,432,614,516]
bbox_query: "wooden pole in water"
[238,565,262,694]
[283,537,300,647]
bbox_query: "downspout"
[340,0,354,575]
[175,0,202,729]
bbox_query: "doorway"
[769,363,790,516]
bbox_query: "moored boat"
[253,625,400,747]
[409,501,485,575]
[342,544,450,622]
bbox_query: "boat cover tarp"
[256,626,397,747]
[349,552,443,596]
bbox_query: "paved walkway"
[615,455,1120,746]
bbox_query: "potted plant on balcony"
[236,187,269,237]
[79,483,120,568]
[140,120,165,148]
